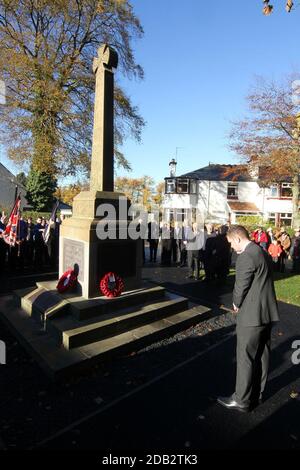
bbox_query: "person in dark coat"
[217,225,279,412]
[16,215,28,271]
[33,217,45,269]
[160,223,172,266]
[278,231,291,273]
[148,220,159,263]
[290,229,300,273]
[180,222,191,267]
[203,225,217,281]
[213,225,231,281]
[25,217,35,267]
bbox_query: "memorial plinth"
[59,190,142,298]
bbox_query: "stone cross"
[90,44,118,192]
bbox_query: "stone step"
[14,285,68,325]
[75,303,212,370]
[14,282,166,325]
[0,295,211,380]
[68,285,167,321]
[48,292,189,349]
[13,286,37,306]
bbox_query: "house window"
[280,212,292,226]
[269,185,279,197]
[227,182,238,200]
[175,208,186,222]
[281,183,292,198]
[269,212,293,226]
[176,178,189,194]
[165,178,176,194]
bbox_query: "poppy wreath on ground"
[100,272,124,298]
[56,268,78,294]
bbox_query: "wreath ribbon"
[100,272,124,298]
[57,268,78,294]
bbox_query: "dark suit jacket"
[233,242,279,327]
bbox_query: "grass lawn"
[273,271,300,307]
[228,268,300,307]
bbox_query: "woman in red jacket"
[268,238,283,271]
[253,227,269,251]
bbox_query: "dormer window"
[165,178,176,194]
[164,177,198,195]
[227,182,238,200]
[176,178,189,194]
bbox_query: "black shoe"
[250,397,263,409]
[217,396,249,413]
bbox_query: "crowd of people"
[251,226,300,273]
[144,221,300,279]
[1,210,300,279]
[0,212,65,273]
[146,221,232,282]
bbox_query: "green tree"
[0,0,145,177]
[26,169,57,211]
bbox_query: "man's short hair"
[227,225,250,240]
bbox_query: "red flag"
[2,195,21,247]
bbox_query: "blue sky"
[1,0,300,185]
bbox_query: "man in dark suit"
[217,225,279,412]
[148,220,159,263]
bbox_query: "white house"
[163,163,296,227]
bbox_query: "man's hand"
[233,303,239,313]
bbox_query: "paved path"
[40,300,300,450]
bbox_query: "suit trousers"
[234,323,272,406]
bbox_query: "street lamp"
[169,158,177,177]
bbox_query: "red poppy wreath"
[56,268,78,294]
[100,272,124,298]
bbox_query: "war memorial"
[0,45,209,380]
